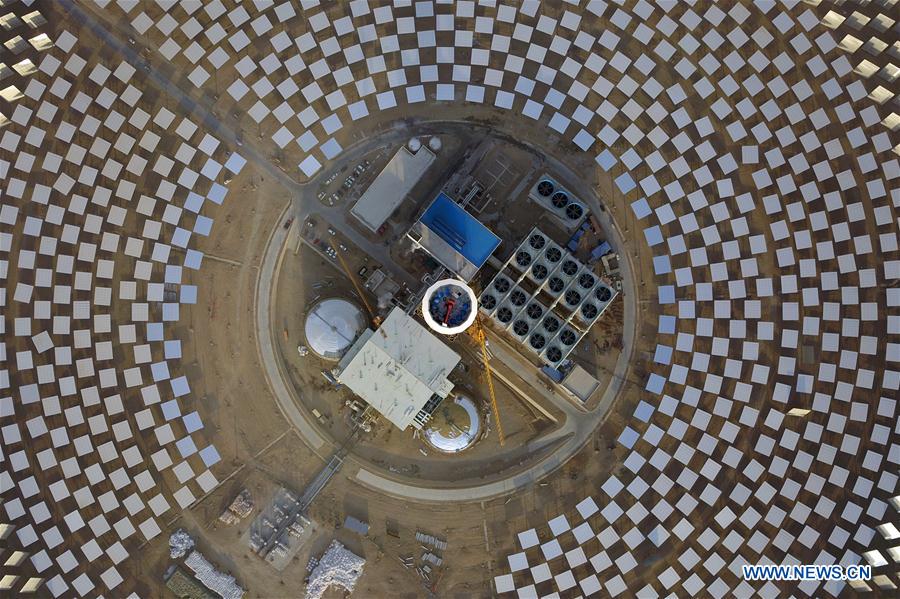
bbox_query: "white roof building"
[350,145,435,232]
[335,307,460,430]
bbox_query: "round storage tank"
[424,395,480,453]
[303,298,366,360]
[421,278,478,334]
[428,136,442,152]
[408,137,422,152]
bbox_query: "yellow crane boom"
[329,240,381,326]
[471,317,504,446]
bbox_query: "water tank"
[421,279,478,334]
[424,395,480,453]
[408,137,422,153]
[428,136,442,152]
[303,298,366,360]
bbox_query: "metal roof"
[419,192,500,266]
[343,516,369,535]
[562,364,601,403]
[410,192,500,281]
[350,145,435,232]
[335,307,460,430]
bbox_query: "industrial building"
[407,192,501,281]
[334,307,461,431]
[349,144,435,233]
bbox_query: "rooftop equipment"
[407,192,501,281]
[480,227,618,367]
[528,175,589,231]
[334,307,460,430]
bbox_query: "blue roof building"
[408,192,501,281]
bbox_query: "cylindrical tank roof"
[424,395,480,453]
[408,137,422,152]
[428,136,442,152]
[304,298,366,360]
[421,279,478,335]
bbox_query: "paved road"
[255,212,329,454]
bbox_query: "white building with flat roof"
[350,145,435,233]
[334,307,460,430]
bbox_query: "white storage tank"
[423,395,480,453]
[303,298,366,360]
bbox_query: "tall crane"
[469,315,504,446]
[329,240,381,327]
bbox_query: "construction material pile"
[165,569,216,599]
[409,530,447,589]
[219,489,254,525]
[169,529,195,559]
[422,552,443,567]
[184,551,246,599]
[415,531,447,551]
[305,540,365,599]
